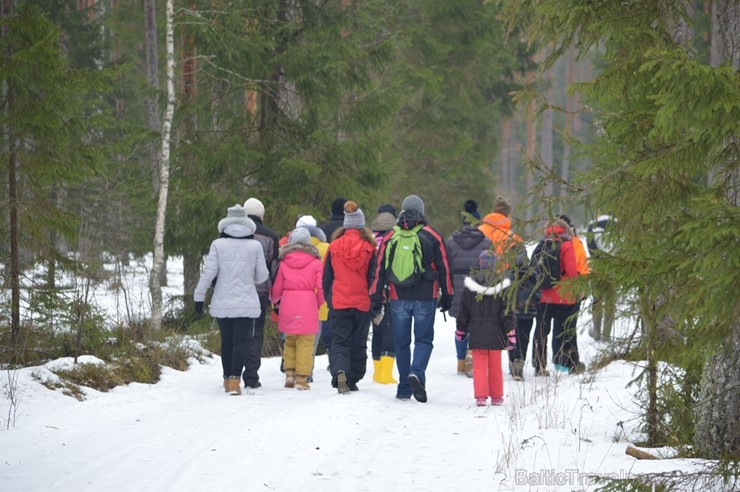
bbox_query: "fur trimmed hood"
[545,218,573,241]
[279,242,320,260]
[218,216,256,236]
[463,275,511,297]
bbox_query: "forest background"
[1,0,739,484]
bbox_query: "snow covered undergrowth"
[1,321,711,491]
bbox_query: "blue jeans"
[390,299,436,397]
[455,336,468,361]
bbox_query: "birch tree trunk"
[149,0,175,333]
[143,0,168,287]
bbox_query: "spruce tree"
[498,0,740,460]
[161,0,401,307]
[1,3,121,335]
[383,0,529,233]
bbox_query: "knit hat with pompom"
[343,200,365,229]
[493,196,512,217]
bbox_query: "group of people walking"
[193,193,614,406]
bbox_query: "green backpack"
[384,224,425,287]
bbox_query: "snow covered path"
[0,312,696,491]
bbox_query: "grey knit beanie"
[289,227,312,245]
[343,200,365,229]
[401,194,425,215]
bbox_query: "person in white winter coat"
[194,204,269,395]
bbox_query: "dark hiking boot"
[511,359,525,382]
[408,374,427,403]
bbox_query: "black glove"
[370,293,384,312]
[272,303,280,315]
[439,295,452,313]
[194,301,204,315]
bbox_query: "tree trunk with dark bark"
[694,0,740,459]
[2,0,19,335]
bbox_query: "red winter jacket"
[539,223,579,305]
[322,229,377,311]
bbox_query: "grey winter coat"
[456,275,516,350]
[445,226,493,319]
[194,222,270,318]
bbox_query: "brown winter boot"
[295,375,310,391]
[227,376,241,396]
[223,377,229,393]
[457,359,466,375]
[464,350,474,378]
[284,369,296,389]
[337,370,350,394]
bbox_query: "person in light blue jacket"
[194,204,269,395]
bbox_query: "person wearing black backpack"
[532,218,582,376]
[241,198,280,390]
[370,194,454,403]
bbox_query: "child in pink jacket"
[270,228,325,390]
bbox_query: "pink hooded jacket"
[270,243,325,335]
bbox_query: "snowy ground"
[0,256,713,491]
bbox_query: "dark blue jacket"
[445,226,492,319]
